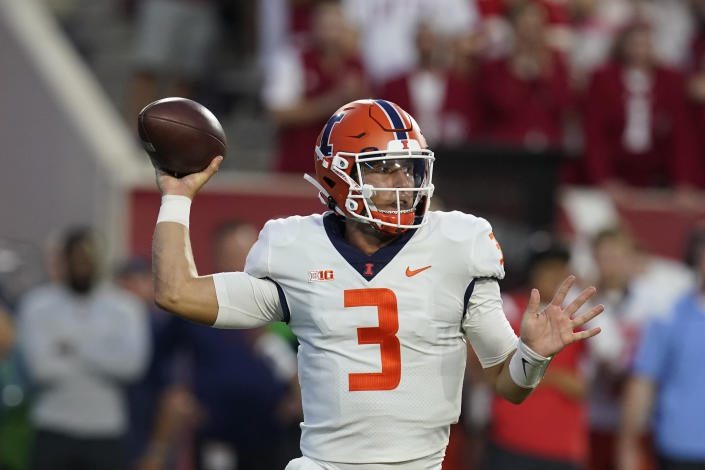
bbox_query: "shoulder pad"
[428,211,505,280]
[262,214,324,248]
[436,211,487,243]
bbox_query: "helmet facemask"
[330,145,435,234]
[306,99,435,234]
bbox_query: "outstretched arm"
[477,276,603,404]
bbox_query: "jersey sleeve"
[244,221,272,278]
[469,217,505,280]
[212,273,284,328]
[211,222,287,328]
[462,278,518,368]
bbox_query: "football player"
[151,99,604,470]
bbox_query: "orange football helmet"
[304,99,435,234]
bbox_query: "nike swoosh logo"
[522,358,530,377]
[405,265,432,277]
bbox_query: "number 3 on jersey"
[344,288,401,392]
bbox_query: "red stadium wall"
[129,184,705,276]
[557,190,705,261]
[128,188,322,274]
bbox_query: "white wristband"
[156,195,192,228]
[508,339,552,389]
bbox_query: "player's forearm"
[487,339,554,404]
[492,352,534,404]
[152,220,217,325]
[153,221,196,305]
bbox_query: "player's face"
[360,158,416,210]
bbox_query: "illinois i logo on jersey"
[309,269,335,282]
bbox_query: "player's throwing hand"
[155,156,223,199]
[520,275,604,358]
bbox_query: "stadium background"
[1,0,705,469]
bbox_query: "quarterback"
[152,99,604,469]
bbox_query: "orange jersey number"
[344,288,401,392]
[489,232,505,265]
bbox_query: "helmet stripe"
[374,99,409,140]
[319,113,344,157]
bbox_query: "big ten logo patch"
[309,269,335,282]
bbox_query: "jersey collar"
[323,213,417,281]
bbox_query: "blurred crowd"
[121,0,705,197]
[0,223,302,470]
[2,221,705,470]
[2,0,705,469]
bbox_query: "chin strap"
[303,174,346,216]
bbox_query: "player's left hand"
[520,275,604,358]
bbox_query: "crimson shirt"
[688,32,705,189]
[379,71,480,145]
[583,63,697,187]
[478,52,572,149]
[274,48,366,174]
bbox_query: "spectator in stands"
[566,0,626,89]
[486,236,589,470]
[142,221,300,470]
[582,20,697,191]
[478,1,572,150]
[18,227,150,470]
[341,0,477,85]
[584,227,641,470]
[618,225,705,470]
[477,0,574,53]
[379,23,458,145]
[685,0,705,190]
[688,0,705,72]
[584,226,690,470]
[127,0,219,122]
[641,0,693,69]
[441,30,486,146]
[263,0,368,174]
[258,0,319,71]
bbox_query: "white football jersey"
[232,210,516,464]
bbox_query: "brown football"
[137,97,227,177]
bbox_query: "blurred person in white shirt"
[585,227,692,470]
[18,227,150,470]
[341,0,478,84]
